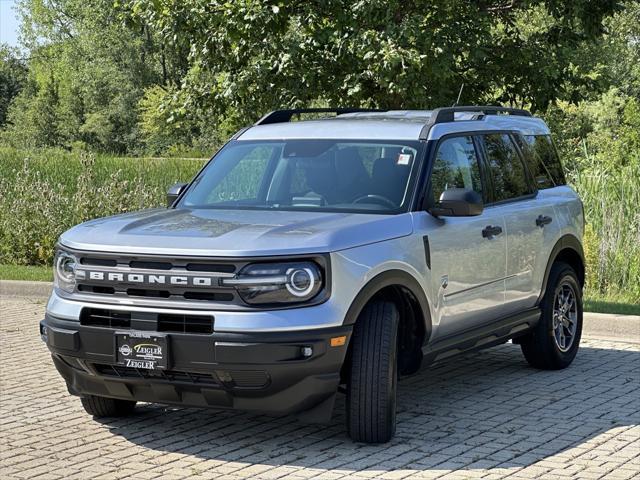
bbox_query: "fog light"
[216,371,233,383]
[301,346,313,357]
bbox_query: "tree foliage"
[0,45,28,127]
[1,0,633,153]
[2,0,189,152]
[126,0,623,124]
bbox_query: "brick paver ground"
[1,297,639,480]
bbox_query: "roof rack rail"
[255,108,385,126]
[419,105,532,139]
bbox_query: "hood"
[59,208,414,256]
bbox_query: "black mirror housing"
[166,182,188,207]
[429,188,483,217]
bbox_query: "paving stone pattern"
[1,298,639,479]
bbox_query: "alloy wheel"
[552,282,578,352]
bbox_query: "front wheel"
[520,262,583,369]
[346,300,399,443]
[81,395,137,417]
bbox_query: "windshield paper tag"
[397,153,412,166]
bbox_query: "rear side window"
[482,134,534,202]
[516,134,566,188]
[430,136,483,203]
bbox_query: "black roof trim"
[419,106,532,139]
[254,108,386,126]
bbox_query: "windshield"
[180,139,421,213]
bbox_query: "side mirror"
[166,182,188,207]
[429,188,483,217]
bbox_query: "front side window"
[180,140,421,213]
[483,134,534,202]
[430,136,483,203]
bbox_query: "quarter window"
[482,134,534,202]
[430,136,483,203]
[515,134,566,188]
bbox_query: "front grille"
[72,253,245,306]
[81,308,131,328]
[80,308,213,334]
[80,257,239,274]
[127,288,171,298]
[81,257,117,267]
[186,263,236,273]
[129,260,172,270]
[94,364,220,386]
[78,285,115,295]
[157,313,212,334]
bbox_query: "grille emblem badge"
[76,270,219,288]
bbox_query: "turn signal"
[330,336,347,347]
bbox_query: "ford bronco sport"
[41,106,585,443]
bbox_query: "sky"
[0,0,20,47]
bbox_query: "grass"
[584,298,640,316]
[0,147,206,266]
[0,264,53,282]
[0,263,638,316]
[0,146,638,313]
[0,147,206,196]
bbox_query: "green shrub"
[546,90,640,303]
[0,147,204,265]
[574,162,640,301]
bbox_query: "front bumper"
[41,313,351,421]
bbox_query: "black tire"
[347,300,399,443]
[81,395,136,417]
[521,262,583,370]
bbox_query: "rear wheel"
[520,262,583,369]
[81,395,137,417]
[346,300,399,443]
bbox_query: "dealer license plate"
[116,331,168,370]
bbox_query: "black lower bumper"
[40,314,351,422]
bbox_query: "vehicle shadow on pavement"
[99,342,640,473]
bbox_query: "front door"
[417,135,507,340]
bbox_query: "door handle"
[536,215,553,227]
[482,225,503,238]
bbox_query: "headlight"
[54,250,78,293]
[222,261,323,305]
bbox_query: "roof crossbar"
[255,108,385,126]
[419,105,532,139]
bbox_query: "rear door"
[479,133,557,313]
[420,135,507,340]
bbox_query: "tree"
[5,0,188,152]
[0,45,28,127]
[126,0,625,131]
[2,0,631,153]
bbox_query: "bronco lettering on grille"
[75,270,218,288]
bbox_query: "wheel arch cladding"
[539,234,585,304]
[342,270,432,376]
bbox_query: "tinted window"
[431,136,483,203]
[483,134,534,202]
[515,134,566,188]
[181,140,419,213]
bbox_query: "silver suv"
[41,107,585,443]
